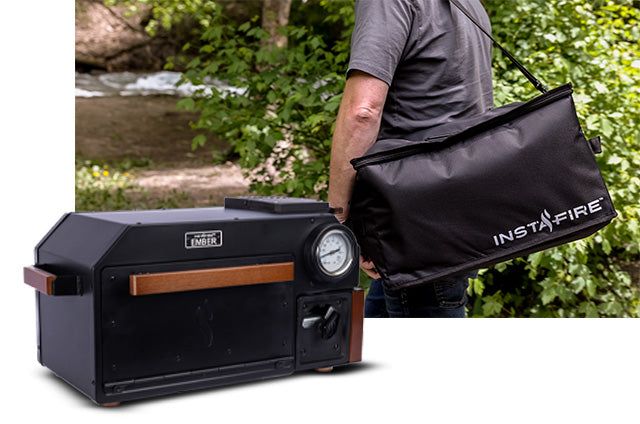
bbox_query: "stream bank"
[76,72,250,209]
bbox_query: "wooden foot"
[315,366,334,373]
[100,402,121,407]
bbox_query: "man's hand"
[335,209,349,224]
[359,255,381,280]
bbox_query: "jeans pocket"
[433,278,469,309]
[383,286,411,317]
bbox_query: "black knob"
[319,306,340,339]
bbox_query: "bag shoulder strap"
[448,0,548,94]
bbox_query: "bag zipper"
[351,83,573,170]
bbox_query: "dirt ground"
[76,96,225,166]
[76,96,249,206]
[134,163,249,207]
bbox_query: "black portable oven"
[23,196,364,406]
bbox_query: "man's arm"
[328,70,389,224]
[330,1,413,279]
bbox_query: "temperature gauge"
[305,225,356,281]
[317,229,353,276]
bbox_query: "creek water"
[75,71,243,98]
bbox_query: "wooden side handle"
[349,287,365,363]
[130,261,295,296]
[24,266,56,295]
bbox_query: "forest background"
[75,0,640,317]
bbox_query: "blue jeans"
[365,272,475,318]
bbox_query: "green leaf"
[606,155,623,165]
[482,292,504,316]
[192,134,207,150]
[585,278,598,298]
[541,289,557,306]
[601,238,612,255]
[579,301,599,317]
[528,251,543,268]
[494,262,508,273]
[572,276,586,294]
[176,97,195,111]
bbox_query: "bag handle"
[448,0,548,94]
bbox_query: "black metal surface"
[31,198,361,404]
[101,257,294,382]
[103,357,294,397]
[296,292,351,369]
[36,253,96,400]
[224,195,330,214]
[48,275,83,296]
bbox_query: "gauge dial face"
[317,229,353,276]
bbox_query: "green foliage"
[468,0,640,317]
[104,0,218,36]
[177,0,354,197]
[103,0,220,71]
[76,161,134,211]
[128,0,639,316]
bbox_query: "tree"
[262,0,293,48]
[178,0,639,317]
[101,0,640,317]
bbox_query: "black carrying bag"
[346,0,617,291]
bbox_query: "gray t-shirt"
[348,0,494,140]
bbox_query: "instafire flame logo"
[492,198,605,246]
[539,209,553,233]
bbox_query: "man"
[328,0,494,317]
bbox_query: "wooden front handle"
[24,266,56,295]
[130,261,295,296]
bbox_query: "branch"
[100,2,149,37]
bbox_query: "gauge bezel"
[305,224,358,283]
[315,228,354,277]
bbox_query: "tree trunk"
[75,0,175,71]
[261,0,293,48]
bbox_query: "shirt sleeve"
[347,0,415,86]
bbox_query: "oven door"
[99,254,295,392]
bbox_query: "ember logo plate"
[185,230,222,249]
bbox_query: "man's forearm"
[328,72,388,223]
[328,108,380,222]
